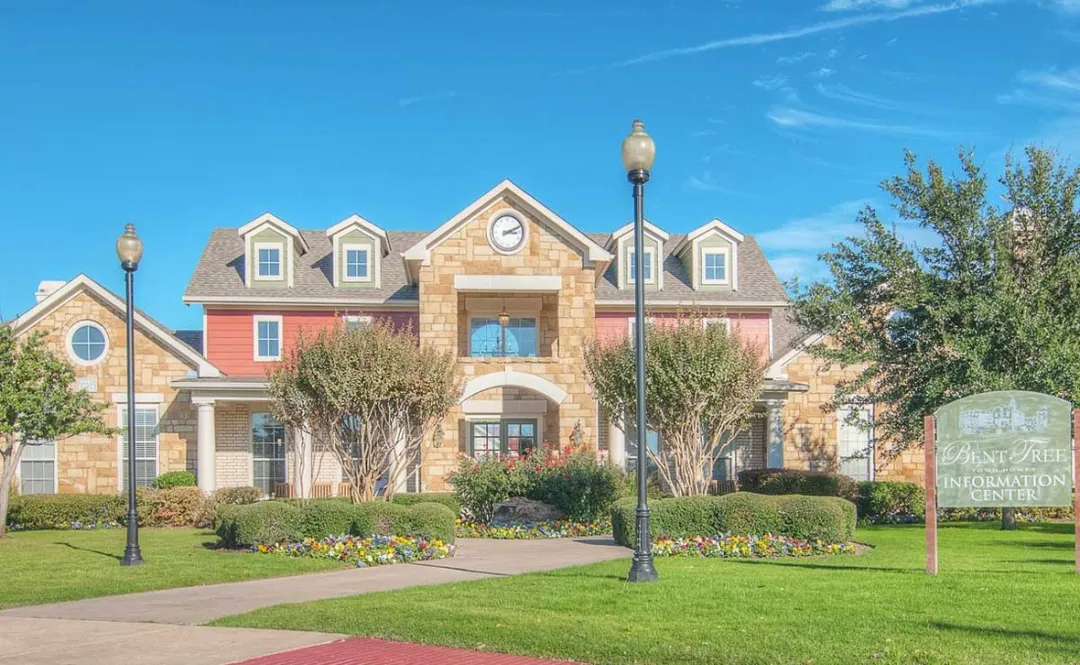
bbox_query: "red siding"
[595,311,772,362]
[205,309,420,376]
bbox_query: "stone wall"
[417,196,599,491]
[14,290,197,494]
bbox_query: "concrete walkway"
[232,636,578,665]
[1,537,628,625]
[0,616,343,665]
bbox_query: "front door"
[469,420,538,458]
[836,405,873,481]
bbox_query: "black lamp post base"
[627,556,658,583]
[120,546,143,567]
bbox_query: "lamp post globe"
[118,224,143,567]
[623,120,658,583]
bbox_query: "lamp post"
[622,119,658,583]
[117,224,144,567]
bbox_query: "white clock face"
[490,214,525,253]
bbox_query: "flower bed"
[456,518,612,539]
[652,534,856,558]
[253,534,455,568]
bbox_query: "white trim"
[616,227,665,291]
[486,209,529,255]
[253,315,283,362]
[627,315,656,340]
[460,369,568,404]
[768,315,774,359]
[115,402,160,492]
[326,214,390,249]
[183,294,419,307]
[238,212,310,253]
[343,314,373,330]
[402,179,612,267]
[173,379,268,390]
[467,315,539,358]
[110,392,165,404]
[702,317,731,333]
[671,218,745,255]
[836,403,874,482]
[764,332,826,379]
[16,438,59,495]
[454,275,562,292]
[701,247,731,285]
[65,320,110,367]
[252,241,285,281]
[341,243,373,283]
[609,219,670,243]
[202,307,208,356]
[8,275,221,377]
[461,398,549,415]
[625,246,656,285]
[595,299,787,308]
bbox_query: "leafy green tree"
[793,147,1080,527]
[268,319,461,502]
[585,311,764,496]
[0,326,108,536]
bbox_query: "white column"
[608,415,627,470]
[195,400,216,493]
[390,435,408,493]
[294,427,314,499]
[766,400,785,468]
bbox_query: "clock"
[489,213,526,254]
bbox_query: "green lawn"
[214,523,1080,665]
[0,528,342,609]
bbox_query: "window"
[120,407,158,488]
[252,413,287,496]
[343,245,371,282]
[469,317,537,357]
[20,440,55,494]
[255,243,282,280]
[702,249,729,284]
[627,317,655,345]
[468,420,538,458]
[625,422,660,475]
[627,248,654,284]
[344,315,373,331]
[837,405,874,481]
[254,316,282,361]
[67,322,108,365]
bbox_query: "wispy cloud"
[684,171,739,194]
[821,0,929,11]
[605,2,976,69]
[753,75,790,90]
[767,107,954,137]
[777,51,815,65]
[815,82,927,113]
[1017,68,1080,93]
[885,36,899,44]
[997,67,1080,111]
[398,91,459,107]
[813,67,837,78]
[1045,0,1080,13]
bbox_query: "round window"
[67,322,108,365]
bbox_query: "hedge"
[7,494,125,529]
[219,500,456,548]
[151,471,197,489]
[391,492,461,516]
[611,492,857,547]
[738,468,859,502]
[855,481,925,521]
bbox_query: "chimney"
[34,280,67,303]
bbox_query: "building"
[6,180,920,498]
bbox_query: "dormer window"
[343,245,371,282]
[255,243,282,280]
[627,248,655,284]
[702,248,729,285]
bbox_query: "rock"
[491,497,564,524]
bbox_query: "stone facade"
[13,290,198,494]
[417,196,599,490]
[781,350,925,485]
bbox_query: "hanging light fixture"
[498,298,511,328]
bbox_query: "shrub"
[196,486,262,528]
[406,502,456,543]
[738,468,859,502]
[449,448,627,522]
[391,492,462,516]
[143,487,206,527]
[856,481,925,521]
[611,492,856,547]
[353,501,412,538]
[151,471,196,489]
[216,501,303,548]
[7,494,124,529]
[299,500,361,538]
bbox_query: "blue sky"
[2,0,1078,330]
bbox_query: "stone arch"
[460,369,567,404]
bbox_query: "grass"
[214,522,1080,665]
[0,528,342,609]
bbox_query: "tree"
[0,326,108,537]
[792,147,1080,528]
[267,320,461,502]
[585,312,764,496]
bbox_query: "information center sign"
[934,391,1073,508]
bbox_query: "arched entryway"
[459,370,567,457]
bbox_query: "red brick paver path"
[231,637,582,665]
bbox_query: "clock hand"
[502,228,520,236]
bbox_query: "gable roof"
[671,218,745,255]
[401,180,613,268]
[607,219,670,246]
[326,214,391,253]
[238,212,311,254]
[9,275,222,378]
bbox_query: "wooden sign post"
[924,415,937,575]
